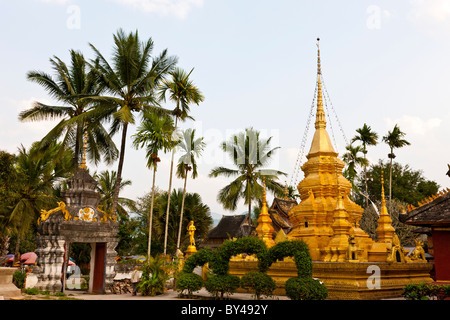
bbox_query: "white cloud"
[35,0,72,4]
[385,115,442,137]
[111,0,204,19]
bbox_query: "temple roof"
[269,197,296,233]
[206,214,254,239]
[400,191,450,227]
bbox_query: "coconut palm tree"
[19,50,118,168]
[157,68,204,254]
[342,143,369,198]
[382,124,410,201]
[93,170,136,220]
[175,128,205,252]
[352,123,378,207]
[209,128,286,219]
[132,112,175,258]
[87,29,178,217]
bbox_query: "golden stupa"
[229,40,433,299]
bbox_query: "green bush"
[138,256,169,296]
[13,270,26,289]
[210,237,268,275]
[182,248,214,274]
[23,288,40,295]
[177,272,204,297]
[266,240,312,277]
[240,271,276,300]
[205,274,240,299]
[285,277,328,300]
[403,283,450,300]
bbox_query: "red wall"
[432,230,450,282]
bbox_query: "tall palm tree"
[93,170,136,220]
[175,128,205,251]
[342,143,369,198]
[132,112,175,258]
[87,29,178,217]
[19,50,118,168]
[352,123,378,207]
[157,68,204,254]
[382,124,410,201]
[209,128,286,219]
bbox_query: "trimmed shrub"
[266,240,312,277]
[240,271,277,300]
[285,277,328,300]
[210,237,268,275]
[205,274,240,299]
[177,272,204,298]
[182,248,214,274]
[403,283,450,300]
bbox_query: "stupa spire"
[79,123,88,170]
[256,178,275,248]
[376,170,395,243]
[307,38,336,156]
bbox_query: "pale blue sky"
[1,0,449,217]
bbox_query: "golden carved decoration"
[74,207,96,222]
[38,201,71,225]
[97,205,117,223]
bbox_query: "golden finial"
[317,37,321,76]
[79,122,88,169]
[315,37,326,129]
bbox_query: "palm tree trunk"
[247,182,252,221]
[112,122,128,216]
[163,116,178,255]
[147,165,157,259]
[176,170,188,251]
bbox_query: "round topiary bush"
[240,270,277,300]
[285,277,328,300]
[204,274,240,299]
[177,272,204,298]
[182,248,215,273]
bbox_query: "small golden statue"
[409,239,426,262]
[185,221,197,258]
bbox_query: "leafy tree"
[132,112,175,258]
[7,142,73,261]
[135,189,212,256]
[158,67,205,254]
[19,50,118,168]
[209,127,286,219]
[352,124,379,207]
[175,128,206,251]
[87,29,177,217]
[356,160,439,207]
[382,124,410,201]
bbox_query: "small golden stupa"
[230,39,433,299]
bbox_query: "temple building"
[400,189,450,284]
[201,214,254,249]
